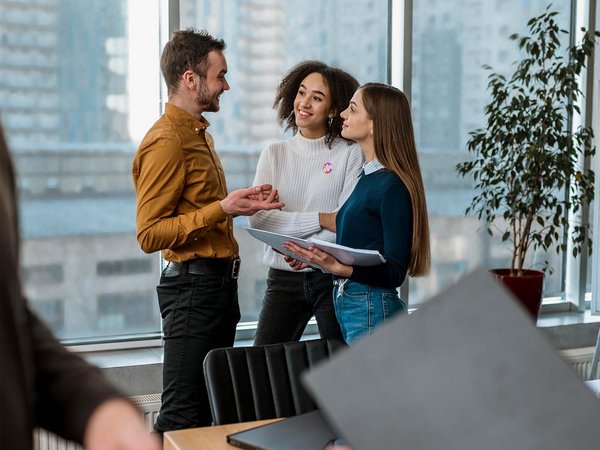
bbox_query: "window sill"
[81,347,164,396]
[79,329,321,396]
[537,309,600,350]
[80,312,600,395]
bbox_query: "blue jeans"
[154,264,240,432]
[333,279,406,344]
[254,268,343,345]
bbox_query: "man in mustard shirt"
[132,29,283,434]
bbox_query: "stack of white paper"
[244,228,385,267]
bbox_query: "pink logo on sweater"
[322,162,333,174]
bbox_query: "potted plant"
[456,7,599,319]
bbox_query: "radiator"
[560,347,597,380]
[33,393,161,450]
[131,393,162,429]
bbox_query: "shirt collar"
[165,102,210,133]
[363,159,385,175]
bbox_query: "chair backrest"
[203,339,346,425]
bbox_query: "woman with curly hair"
[249,61,363,345]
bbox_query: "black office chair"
[203,339,346,425]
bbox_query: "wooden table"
[164,418,283,450]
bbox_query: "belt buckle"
[231,258,241,279]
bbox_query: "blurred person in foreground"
[0,124,160,450]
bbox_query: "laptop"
[302,269,600,450]
[226,409,338,450]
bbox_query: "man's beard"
[196,84,221,112]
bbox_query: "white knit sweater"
[248,132,364,271]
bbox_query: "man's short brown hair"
[160,28,226,94]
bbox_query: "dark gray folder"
[302,269,600,450]
[226,409,337,450]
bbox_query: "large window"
[3,0,596,346]
[1,0,163,342]
[409,0,573,305]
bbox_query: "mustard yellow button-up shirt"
[132,103,239,262]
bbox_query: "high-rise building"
[182,0,388,149]
[0,0,129,148]
[0,0,158,340]
[56,0,129,143]
[412,0,571,154]
[0,0,61,146]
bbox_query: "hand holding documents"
[245,227,386,267]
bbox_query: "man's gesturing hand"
[220,184,285,216]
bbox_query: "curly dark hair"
[274,61,359,148]
[160,28,226,94]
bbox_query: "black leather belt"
[164,258,241,280]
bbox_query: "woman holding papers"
[249,61,364,345]
[283,83,431,344]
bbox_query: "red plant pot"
[489,269,545,321]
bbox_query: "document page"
[245,228,385,267]
[309,238,386,266]
[244,228,318,268]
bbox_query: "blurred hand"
[84,398,161,450]
[220,184,284,216]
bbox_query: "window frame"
[400,0,596,313]
[588,0,600,315]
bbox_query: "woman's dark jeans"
[254,268,343,345]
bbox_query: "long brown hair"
[360,83,430,277]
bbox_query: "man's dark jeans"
[254,268,343,345]
[154,264,240,432]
